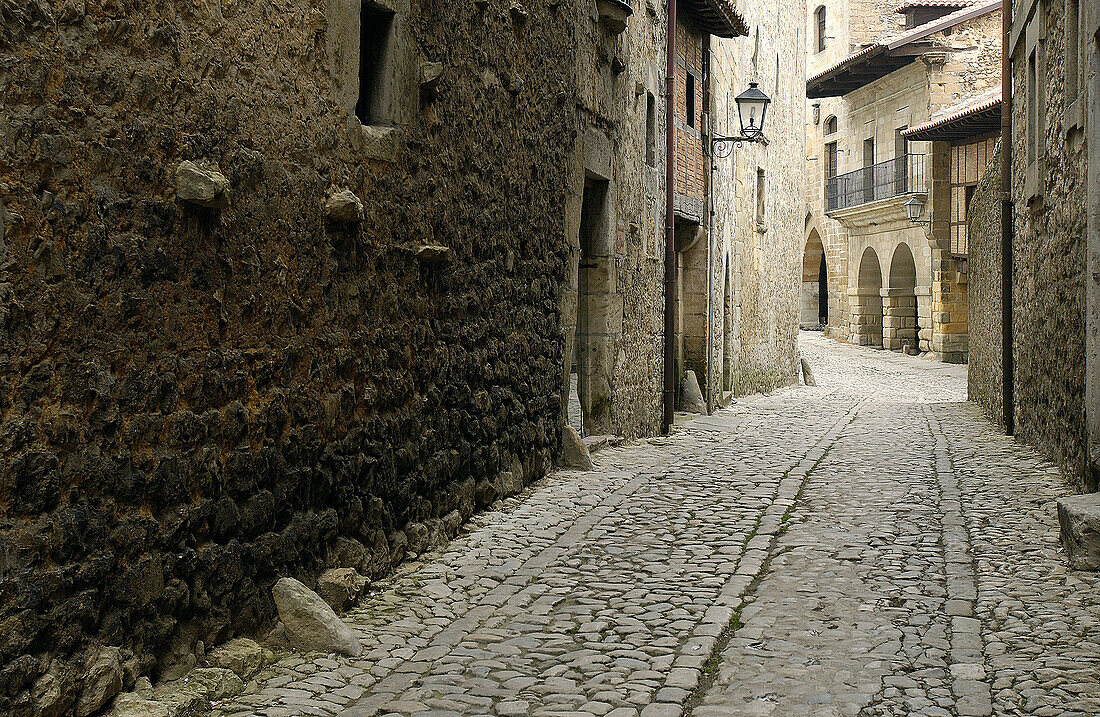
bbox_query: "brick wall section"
[967,144,1003,425]
[675,20,706,216]
[0,0,580,707]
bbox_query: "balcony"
[826,154,926,213]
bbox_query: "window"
[825,141,838,180]
[863,138,875,202]
[356,3,395,125]
[646,92,656,166]
[1028,48,1038,165]
[1066,0,1079,106]
[824,115,837,135]
[815,6,827,52]
[895,127,908,158]
[756,169,766,225]
[686,73,696,128]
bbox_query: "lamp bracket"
[710,134,768,159]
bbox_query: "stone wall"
[967,145,1003,425]
[0,0,583,709]
[709,1,805,399]
[1009,0,1093,490]
[562,0,667,439]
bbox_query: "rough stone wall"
[0,0,581,709]
[928,12,1004,107]
[709,1,805,400]
[848,0,906,50]
[967,144,1003,425]
[563,0,667,438]
[1010,0,1092,489]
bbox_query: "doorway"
[802,231,828,330]
[572,177,613,435]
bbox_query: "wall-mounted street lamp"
[712,82,772,158]
[904,195,931,228]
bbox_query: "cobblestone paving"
[215,333,1100,717]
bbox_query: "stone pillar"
[800,281,820,329]
[848,288,883,347]
[930,249,968,363]
[882,288,918,351]
[917,285,933,352]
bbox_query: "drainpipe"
[663,0,678,434]
[704,39,715,414]
[1001,0,1015,435]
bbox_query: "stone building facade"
[967,0,1100,491]
[562,0,669,439]
[707,5,807,400]
[0,0,804,712]
[803,0,1002,362]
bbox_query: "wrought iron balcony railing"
[826,154,926,212]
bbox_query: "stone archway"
[852,247,883,347]
[886,243,919,352]
[801,231,828,330]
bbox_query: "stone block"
[271,578,362,656]
[1057,493,1100,570]
[679,370,706,414]
[561,425,594,471]
[175,161,230,208]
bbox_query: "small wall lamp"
[712,82,772,157]
[905,196,932,228]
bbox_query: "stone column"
[848,288,883,347]
[930,249,968,363]
[917,285,933,352]
[882,288,917,351]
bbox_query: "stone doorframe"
[1084,1,1100,481]
[560,128,622,437]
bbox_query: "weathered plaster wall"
[0,0,581,709]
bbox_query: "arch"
[885,242,920,352]
[853,247,884,347]
[801,231,828,330]
[889,242,916,290]
[824,115,837,135]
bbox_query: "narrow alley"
[212,335,1100,717]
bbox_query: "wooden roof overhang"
[902,97,1002,141]
[806,43,933,98]
[680,0,750,38]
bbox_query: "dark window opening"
[646,92,656,166]
[356,4,395,126]
[686,74,696,128]
[756,168,766,224]
[815,6,827,52]
[895,127,908,158]
[824,115,837,135]
[1067,0,1079,104]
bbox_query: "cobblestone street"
[215,334,1100,717]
